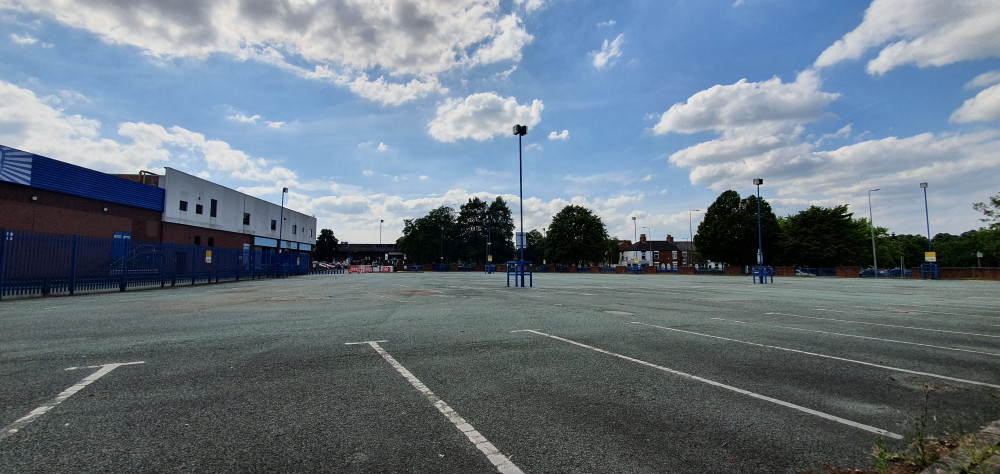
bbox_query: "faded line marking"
[711,318,1000,358]
[635,322,999,390]
[2,361,145,442]
[770,312,1000,339]
[604,310,634,317]
[512,330,901,439]
[347,341,523,474]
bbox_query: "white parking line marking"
[512,330,902,440]
[635,322,999,389]
[348,341,523,474]
[769,312,1000,339]
[1,361,145,442]
[710,317,1000,358]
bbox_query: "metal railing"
[0,229,311,300]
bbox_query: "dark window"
[292,224,297,235]
[243,213,250,225]
[271,219,277,231]
[195,204,203,214]
[210,199,217,217]
[194,235,201,246]
[179,200,188,211]
[208,237,215,247]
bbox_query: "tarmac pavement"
[1,272,998,473]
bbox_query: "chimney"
[666,234,674,243]
[639,233,647,243]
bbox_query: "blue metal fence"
[0,229,311,300]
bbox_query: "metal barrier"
[0,229,311,300]
[506,260,532,287]
[920,263,940,280]
[752,265,774,284]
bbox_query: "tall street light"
[378,218,384,266]
[689,209,700,242]
[277,187,288,253]
[513,124,528,287]
[642,226,651,267]
[631,216,637,268]
[868,188,881,277]
[753,179,763,267]
[920,182,932,253]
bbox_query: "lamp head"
[920,182,928,188]
[753,178,763,185]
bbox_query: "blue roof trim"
[1,144,164,212]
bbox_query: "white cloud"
[419,175,428,180]
[653,70,838,134]
[5,0,531,104]
[362,170,375,177]
[597,19,616,28]
[0,79,295,182]
[377,142,389,151]
[228,113,260,124]
[547,129,569,140]
[427,92,544,142]
[592,34,625,70]
[266,121,286,129]
[9,33,36,45]
[951,83,1000,123]
[966,71,1000,89]
[514,0,547,13]
[815,0,1000,75]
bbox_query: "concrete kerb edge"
[920,420,1000,473]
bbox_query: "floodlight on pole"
[868,188,880,277]
[379,219,384,266]
[920,182,931,252]
[642,226,651,267]
[278,187,288,253]
[689,209,700,242]
[513,124,528,287]
[632,216,637,267]
[753,179,763,266]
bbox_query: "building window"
[210,199,217,217]
[208,237,215,247]
[292,224,297,235]
[195,204,203,214]
[682,251,688,265]
[672,250,678,260]
[243,213,250,225]
[653,251,659,261]
[179,200,188,211]
[194,235,202,246]
[271,219,277,231]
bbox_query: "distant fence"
[0,229,311,300]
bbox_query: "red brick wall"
[161,221,250,249]
[1,182,162,240]
[836,267,860,278]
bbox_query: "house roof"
[627,240,680,252]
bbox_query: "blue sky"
[2,0,999,245]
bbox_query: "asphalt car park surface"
[2,273,998,473]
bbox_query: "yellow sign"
[205,250,212,263]
[924,252,936,262]
[488,255,493,262]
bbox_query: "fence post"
[160,241,166,288]
[69,235,79,295]
[169,242,176,287]
[214,247,220,283]
[120,237,130,292]
[0,229,8,301]
[191,244,197,285]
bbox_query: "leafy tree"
[604,237,623,266]
[314,228,339,262]
[546,205,609,266]
[487,197,515,263]
[457,197,489,264]
[695,190,781,267]
[973,192,1000,229]
[523,229,546,263]
[779,205,869,267]
[398,206,456,264]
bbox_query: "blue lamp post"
[513,124,528,287]
[868,188,880,277]
[753,179,763,266]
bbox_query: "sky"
[1,0,999,246]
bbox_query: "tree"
[546,205,609,266]
[457,197,489,264]
[779,205,869,267]
[523,229,546,263]
[315,228,339,262]
[695,190,781,267]
[487,197,515,263]
[398,206,456,264]
[973,192,1000,229]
